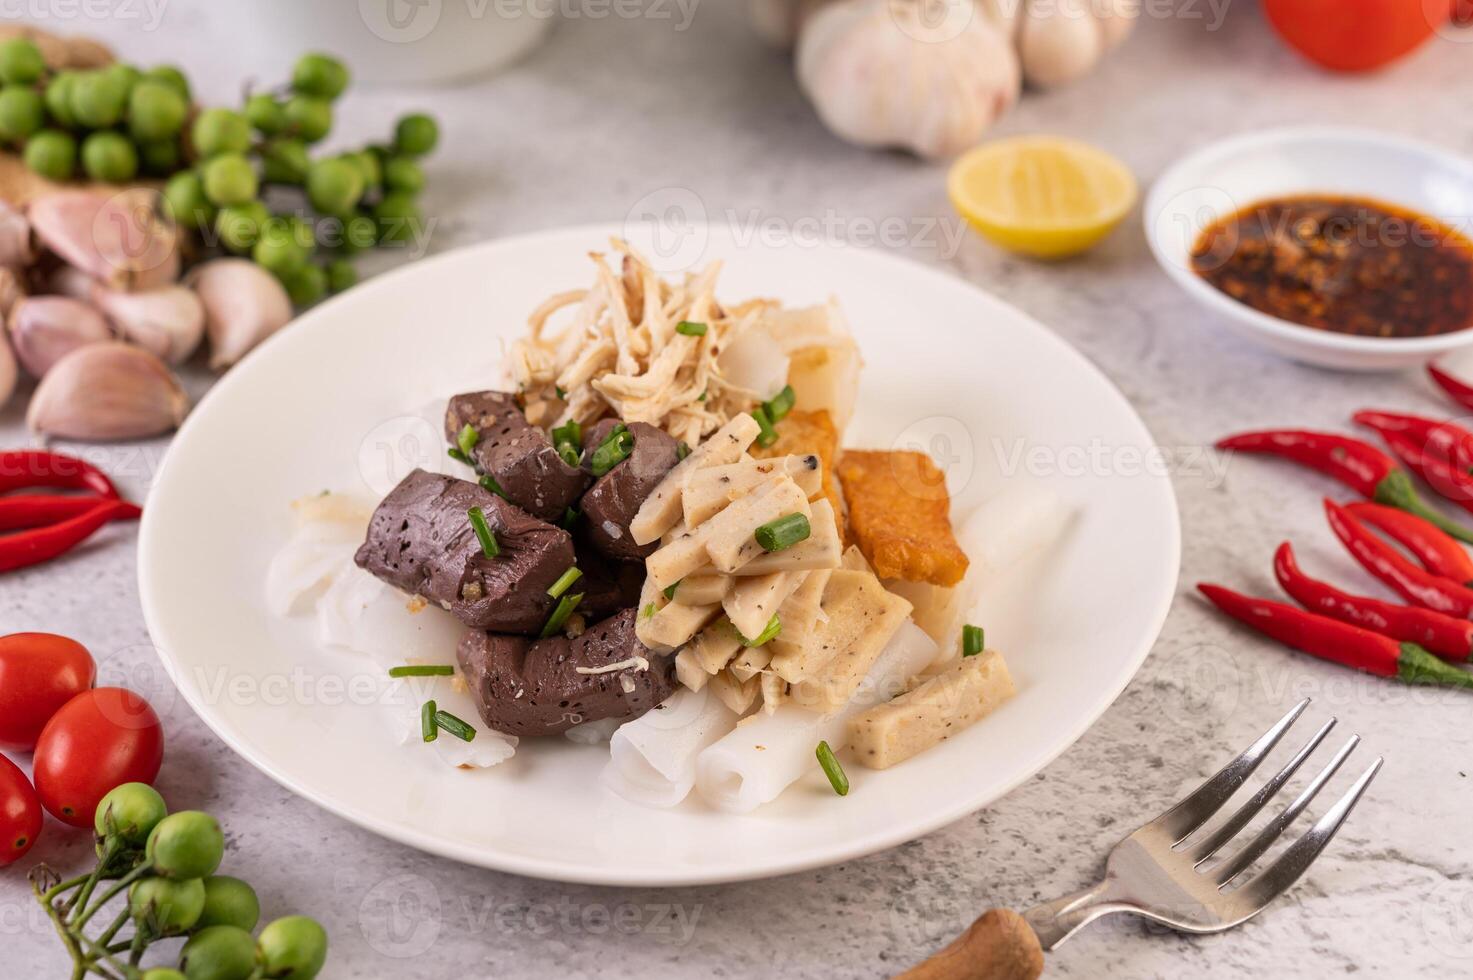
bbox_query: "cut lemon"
[948,136,1137,260]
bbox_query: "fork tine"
[1151,698,1310,843]
[1213,735,1361,888]
[1234,757,1383,909]
[1186,718,1336,865]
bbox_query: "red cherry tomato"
[0,753,42,867]
[0,633,97,753]
[33,688,163,828]
[1455,0,1473,23]
[1263,0,1449,72]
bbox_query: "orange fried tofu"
[752,409,847,539]
[836,450,969,587]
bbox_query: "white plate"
[139,224,1180,886]
[1146,125,1473,371]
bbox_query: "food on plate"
[838,450,969,586]
[32,686,163,827]
[1191,196,1473,338]
[0,752,42,866]
[268,241,1080,811]
[948,136,1137,259]
[25,782,329,980]
[849,648,1015,769]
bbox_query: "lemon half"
[948,136,1138,260]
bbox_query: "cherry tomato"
[33,688,163,828]
[1263,0,1449,72]
[0,753,42,867]
[0,633,96,752]
[1455,0,1473,24]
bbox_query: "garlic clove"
[27,341,188,441]
[0,200,36,269]
[40,263,96,302]
[91,285,205,365]
[0,329,16,409]
[7,295,113,378]
[28,189,180,292]
[186,258,294,371]
[0,266,27,320]
[1019,0,1106,89]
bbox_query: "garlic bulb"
[0,330,15,409]
[8,295,113,377]
[27,342,188,441]
[0,200,34,268]
[797,0,1021,159]
[749,0,836,47]
[186,259,293,370]
[28,189,180,292]
[90,285,205,365]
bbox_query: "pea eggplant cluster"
[1201,364,1473,691]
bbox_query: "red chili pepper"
[0,495,137,532]
[1273,541,1473,662]
[1219,428,1473,544]
[0,450,120,499]
[1325,498,1473,617]
[1429,363,1473,413]
[1345,501,1473,585]
[1353,409,1473,465]
[0,499,141,573]
[1198,582,1473,689]
[1377,429,1473,514]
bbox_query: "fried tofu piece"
[752,409,847,541]
[836,450,969,587]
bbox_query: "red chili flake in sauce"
[1191,195,1473,338]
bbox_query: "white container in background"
[191,0,554,86]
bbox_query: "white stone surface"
[4,3,1472,977]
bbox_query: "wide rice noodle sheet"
[693,620,937,813]
[600,687,737,808]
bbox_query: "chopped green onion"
[478,474,507,499]
[548,565,583,599]
[816,741,849,796]
[676,320,708,337]
[698,390,707,403]
[738,614,781,647]
[555,385,567,400]
[422,700,438,742]
[457,423,479,458]
[663,580,680,600]
[541,592,584,638]
[755,513,811,553]
[389,665,455,678]
[560,507,580,529]
[762,385,796,424]
[642,603,657,619]
[468,506,500,558]
[676,441,691,461]
[962,624,984,657]
[434,709,477,742]
[752,406,778,448]
[551,418,582,468]
[447,447,472,465]
[589,424,633,476]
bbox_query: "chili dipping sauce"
[1190,195,1473,338]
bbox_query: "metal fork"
[897,699,1382,980]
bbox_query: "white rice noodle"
[601,687,738,808]
[716,323,790,401]
[694,620,937,813]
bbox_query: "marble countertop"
[5,3,1473,977]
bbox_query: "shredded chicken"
[509,239,773,446]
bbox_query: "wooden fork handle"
[893,908,1044,980]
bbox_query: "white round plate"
[139,223,1180,886]
[1146,125,1473,371]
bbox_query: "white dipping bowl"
[1145,126,1473,371]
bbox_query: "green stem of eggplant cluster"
[30,844,157,980]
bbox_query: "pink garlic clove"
[186,258,294,370]
[7,295,113,378]
[27,341,188,441]
[0,200,35,269]
[28,189,180,292]
[91,285,205,365]
[0,329,15,409]
[0,266,26,319]
[40,263,97,302]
